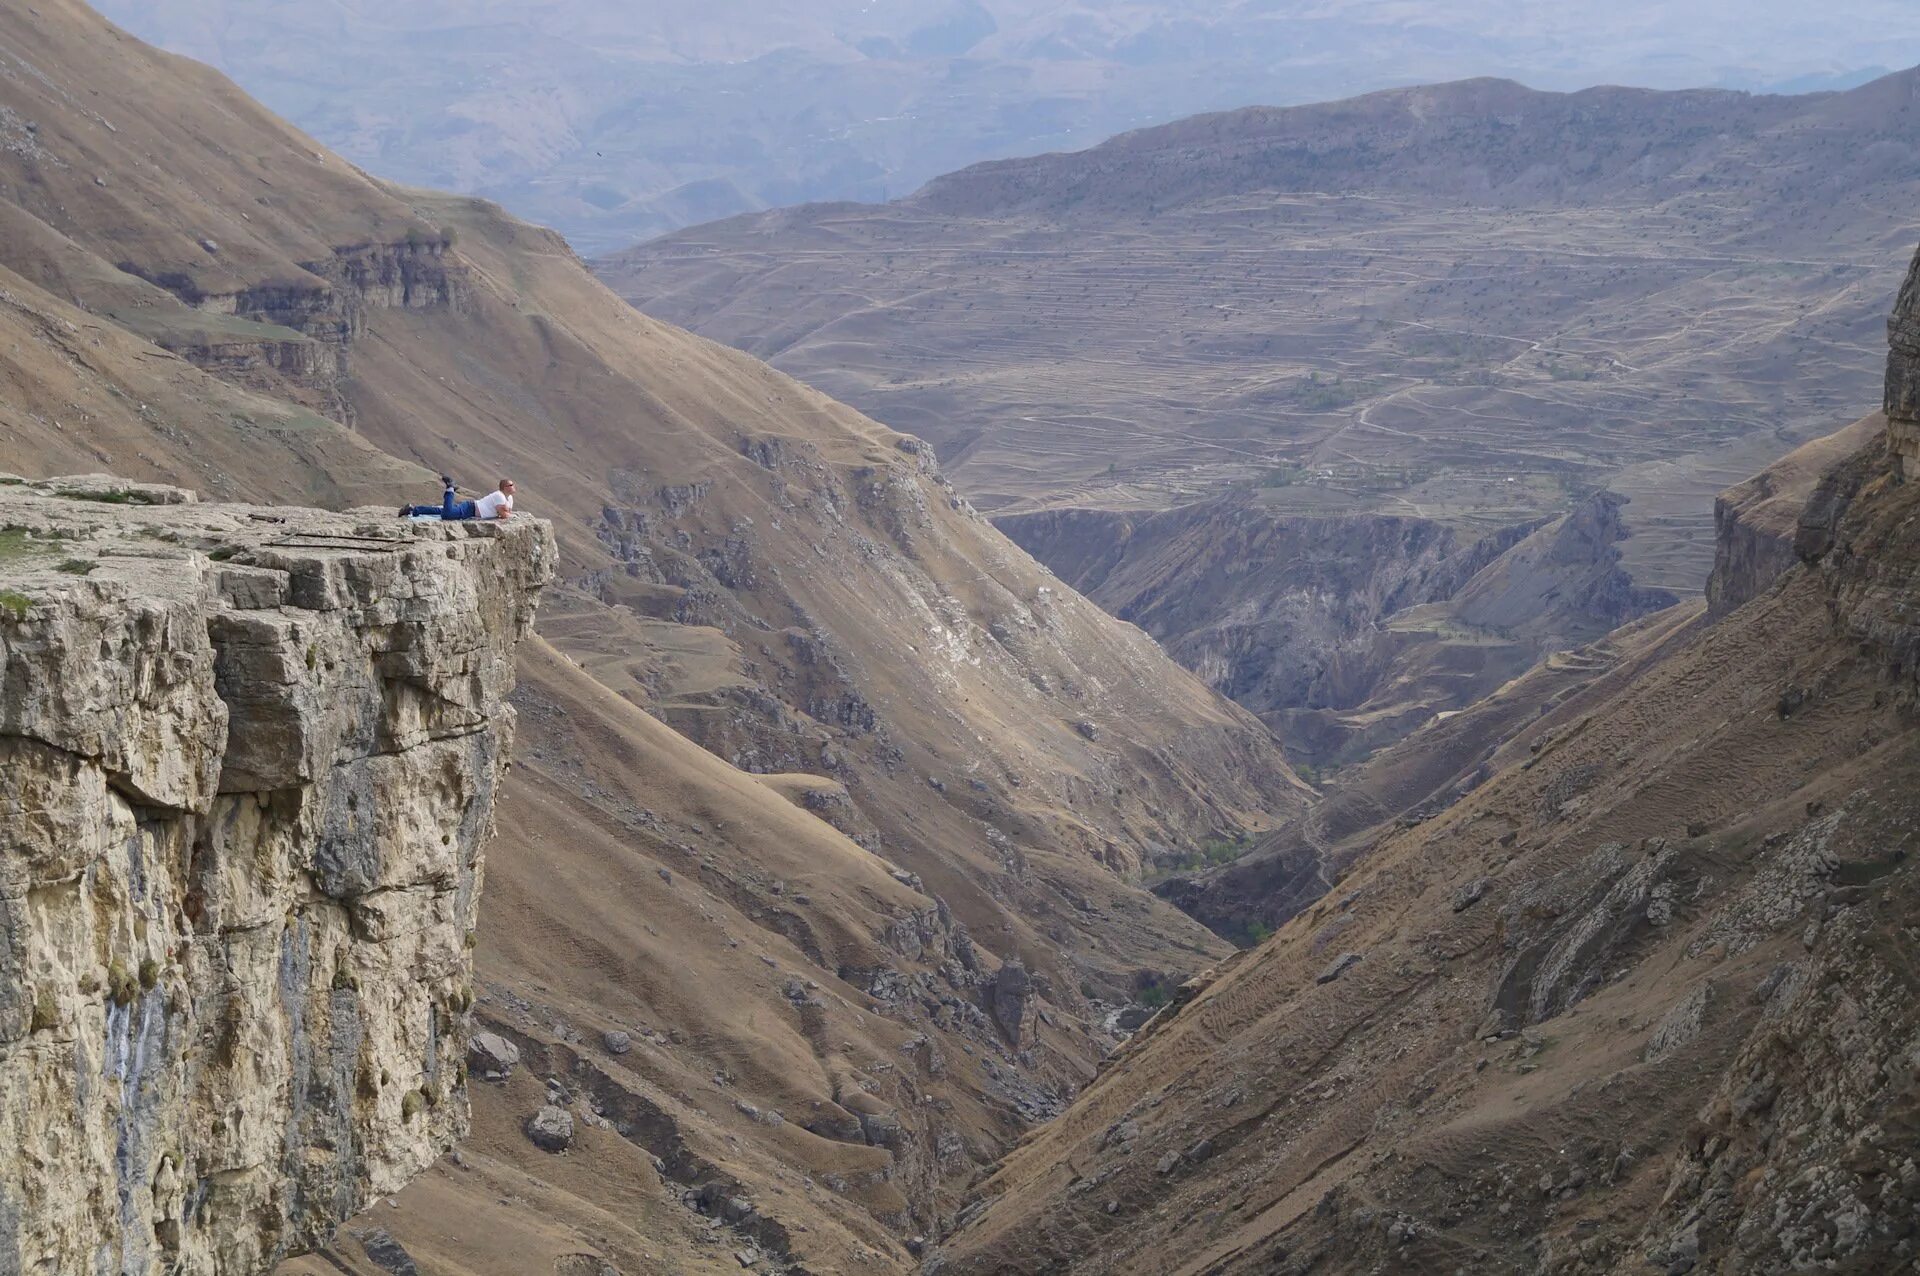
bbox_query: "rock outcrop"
[1887,244,1920,477]
[1707,413,1886,617]
[0,478,551,1274]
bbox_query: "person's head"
[498,478,516,496]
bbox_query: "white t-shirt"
[474,490,514,519]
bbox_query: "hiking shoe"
[398,505,412,517]
[440,474,454,488]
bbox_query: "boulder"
[0,482,553,1273]
[468,1031,521,1079]
[858,1110,904,1149]
[1451,879,1490,913]
[354,1228,421,1276]
[526,1105,575,1153]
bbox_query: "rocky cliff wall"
[0,477,551,1274]
[119,238,472,426]
[1887,244,1920,478]
[1707,413,1886,618]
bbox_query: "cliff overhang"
[0,476,552,1274]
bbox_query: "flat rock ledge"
[0,476,553,1275]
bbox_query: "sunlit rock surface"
[0,478,551,1274]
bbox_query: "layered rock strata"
[0,477,551,1274]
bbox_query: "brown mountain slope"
[927,295,1920,1272]
[292,636,1123,1275]
[0,0,1307,994]
[905,74,1920,220]
[0,0,1304,1266]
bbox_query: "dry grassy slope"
[0,0,1309,984]
[0,220,432,506]
[932,427,1920,1274]
[0,0,1306,1267]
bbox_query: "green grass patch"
[107,960,137,1007]
[1544,358,1601,382]
[261,408,337,434]
[0,530,34,563]
[54,559,95,575]
[0,590,31,620]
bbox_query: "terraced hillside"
[603,73,1920,597]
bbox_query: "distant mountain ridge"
[912,70,1920,219]
[90,1,1920,252]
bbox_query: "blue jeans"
[405,488,478,520]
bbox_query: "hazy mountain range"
[93,0,1920,252]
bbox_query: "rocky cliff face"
[121,238,472,427]
[0,477,551,1274]
[1887,244,1920,478]
[1707,414,1886,618]
[996,502,1530,770]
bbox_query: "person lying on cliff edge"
[400,475,515,521]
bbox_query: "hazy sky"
[95,0,1920,251]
